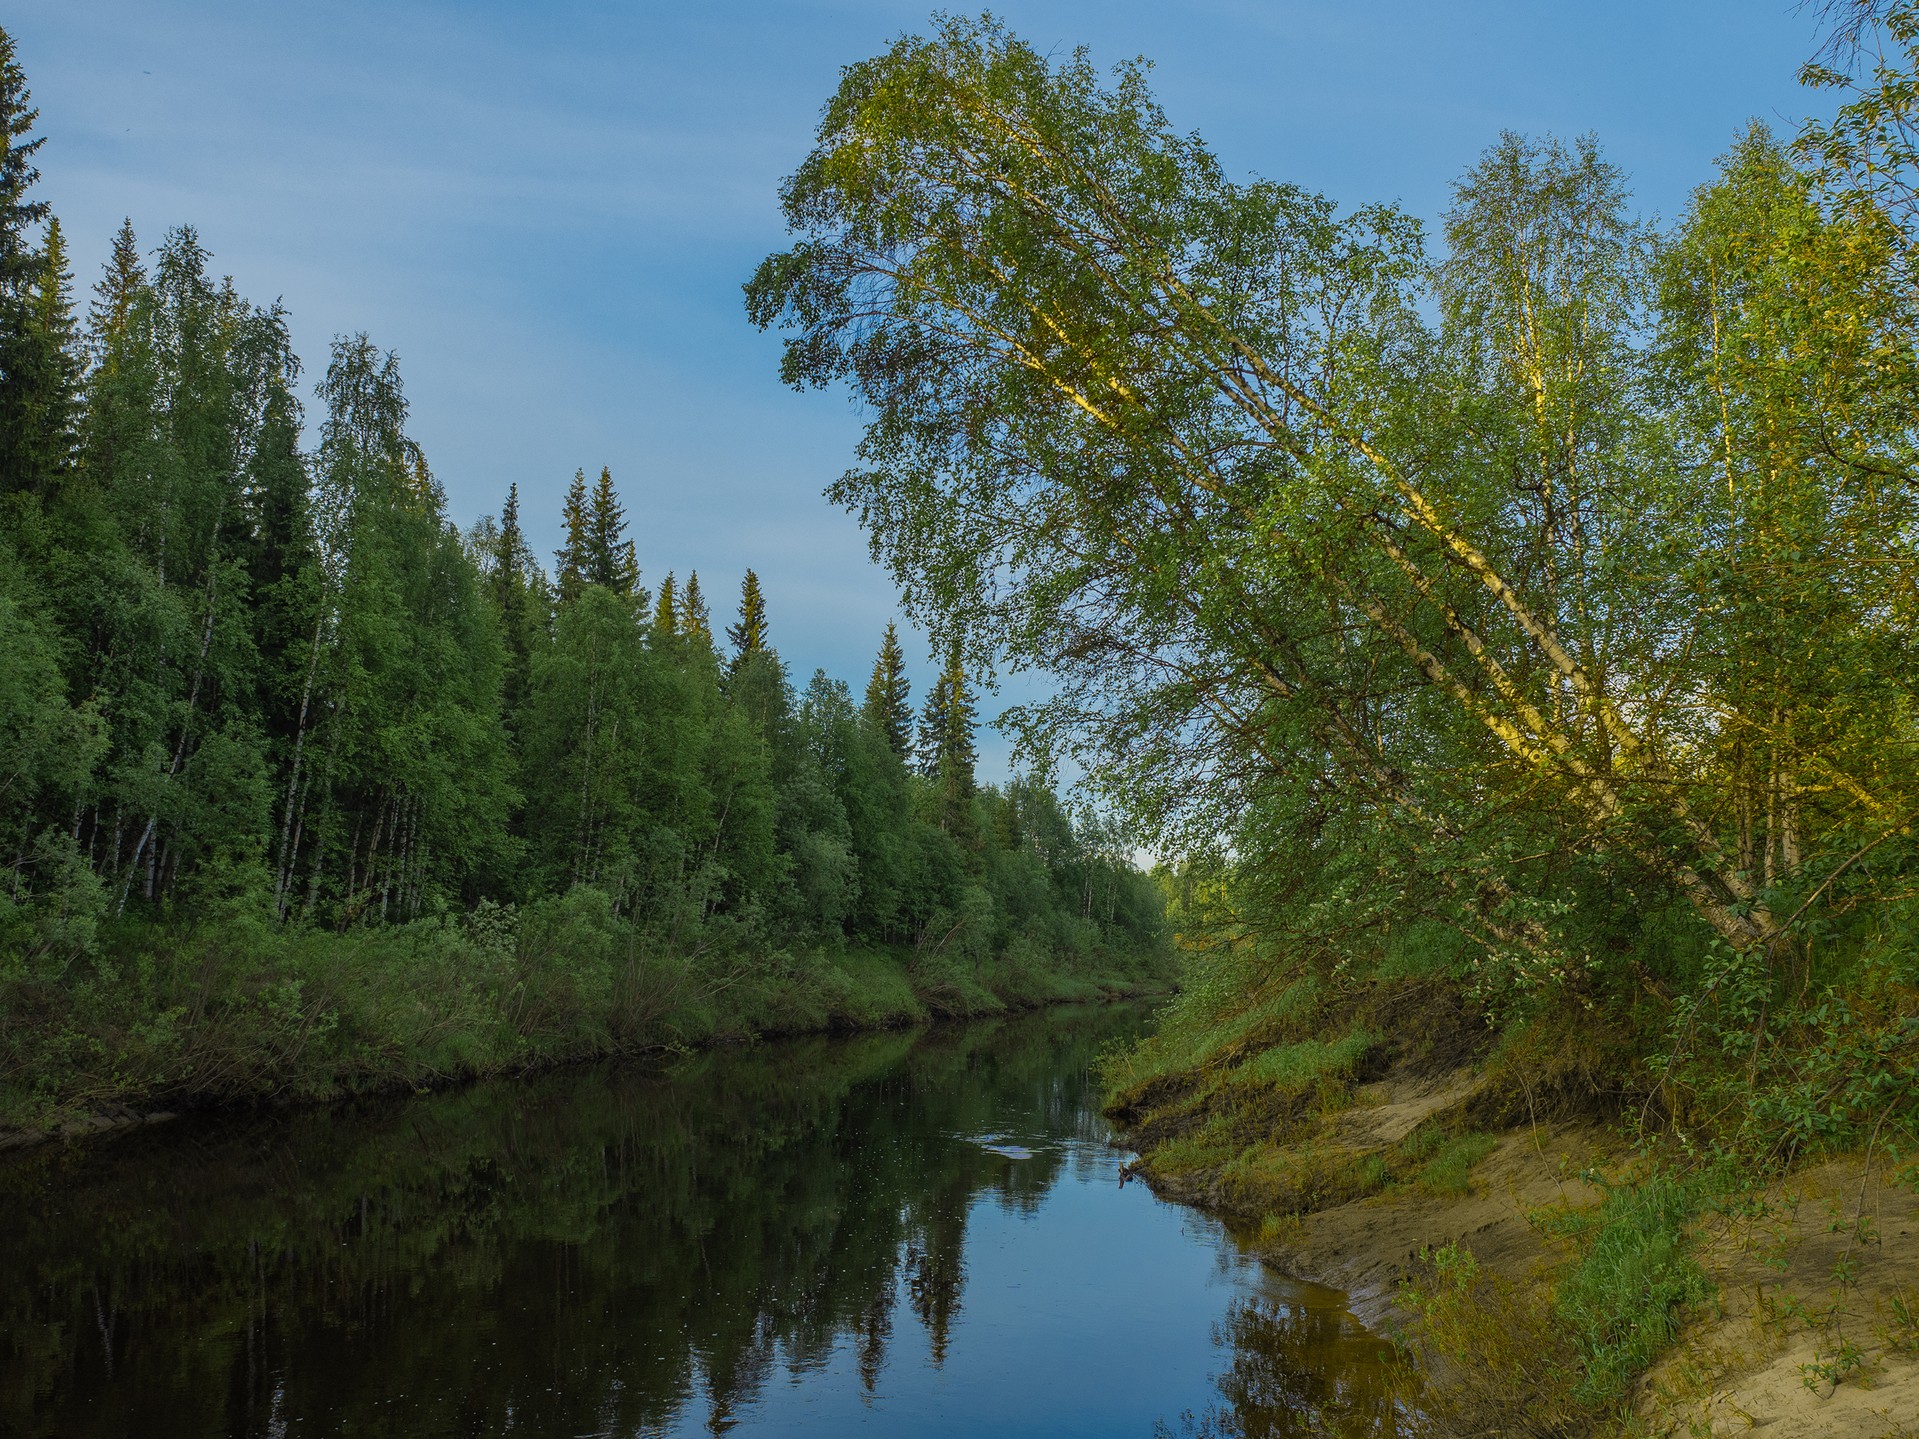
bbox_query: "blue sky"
[12,1,1834,778]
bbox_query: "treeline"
[0,30,1166,1125]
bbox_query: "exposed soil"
[1129,1053,1919,1437]
[1639,1156,1919,1438]
[1136,1060,1616,1329]
[1240,1120,1614,1332]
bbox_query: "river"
[1,1003,1408,1436]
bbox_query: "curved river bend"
[2,1004,1407,1436]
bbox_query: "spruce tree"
[682,570,712,645]
[492,483,534,725]
[726,568,768,662]
[88,218,142,357]
[246,371,319,756]
[919,644,978,836]
[0,30,55,497]
[555,468,590,603]
[0,30,44,288]
[585,465,640,597]
[914,671,948,778]
[653,570,677,636]
[19,212,78,487]
[863,621,913,760]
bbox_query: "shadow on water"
[1,1004,1413,1437]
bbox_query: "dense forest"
[746,5,1919,1425]
[0,28,1168,1130]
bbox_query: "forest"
[0,27,1169,1132]
[743,4,1919,1428]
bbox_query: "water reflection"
[1,1006,1407,1437]
[1157,1296,1417,1438]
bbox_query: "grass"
[1393,1171,1714,1431]
[1411,1132,1500,1195]
[1551,1172,1713,1406]
[1222,1028,1377,1093]
[1099,972,1322,1096]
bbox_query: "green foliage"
[0,26,1171,1131]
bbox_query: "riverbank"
[1,893,1175,1142]
[1104,977,1919,1436]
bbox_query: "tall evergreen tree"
[914,674,948,778]
[0,29,55,498]
[244,368,318,760]
[87,218,142,356]
[653,570,678,636]
[863,621,913,760]
[555,468,590,604]
[0,29,45,295]
[17,212,78,490]
[585,465,640,597]
[490,482,537,727]
[917,644,978,837]
[726,568,768,662]
[682,570,712,645]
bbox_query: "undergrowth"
[0,884,1174,1132]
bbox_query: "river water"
[1,1003,1407,1436]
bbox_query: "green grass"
[1099,972,1322,1094]
[1222,1028,1377,1092]
[1552,1172,1712,1405]
[1411,1133,1498,1194]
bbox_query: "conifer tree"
[585,465,640,597]
[915,670,948,778]
[0,30,55,497]
[88,217,142,355]
[17,212,78,488]
[0,31,45,292]
[726,568,768,661]
[493,483,526,614]
[246,370,319,756]
[555,468,590,603]
[653,570,678,636]
[917,644,978,836]
[491,483,535,725]
[863,622,914,760]
[682,570,712,645]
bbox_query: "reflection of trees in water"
[0,1007,1135,1438]
[1155,1296,1420,1439]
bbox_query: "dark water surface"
[2,1004,1407,1437]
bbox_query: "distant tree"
[585,465,640,597]
[862,622,913,760]
[555,468,590,604]
[0,29,59,497]
[682,570,713,646]
[726,568,768,662]
[87,217,142,354]
[653,570,678,637]
[488,482,543,728]
[916,644,978,840]
[16,213,79,490]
